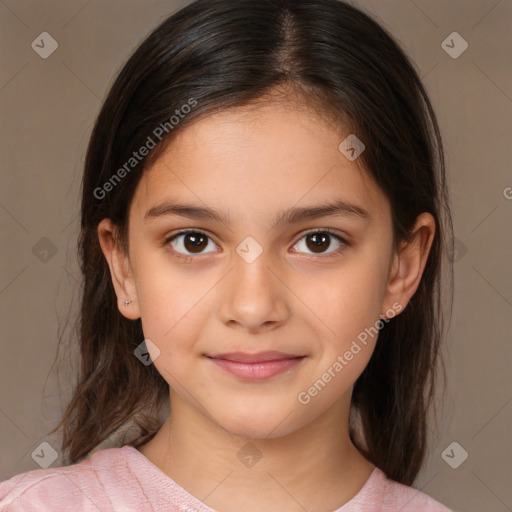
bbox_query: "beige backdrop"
[1,1,511,511]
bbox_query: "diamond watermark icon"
[441,32,468,59]
[31,441,59,469]
[453,237,468,263]
[236,236,263,263]
[237,442,262,468]
[338,134,365,161]
[134,339,161,365]
[31,32,59,59]
[441,441,468,469]
[32,237,58,263]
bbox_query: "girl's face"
[101,97,431,439]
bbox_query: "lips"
[206,351,306,380]
[208,350,303,363]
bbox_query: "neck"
[137,391,375,512]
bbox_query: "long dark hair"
[49,0,453,485]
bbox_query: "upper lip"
[207,351,304,363]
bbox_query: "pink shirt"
[0,445,452,511]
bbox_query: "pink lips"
[207,351,305,380]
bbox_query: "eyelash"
[164,228,348,264]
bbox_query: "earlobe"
[382,212,435,317]
[97,219,141,320]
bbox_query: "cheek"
[134,253,206,344]
[295,256,389,408]
[136,269,209,385]
[306,253,390,342]
[134,257,227,386]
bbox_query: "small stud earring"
[124,299,132,306]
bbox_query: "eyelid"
[164,228,218,244]
[298,227,347,241]
[291,228,348,258]
[165,227,215,241]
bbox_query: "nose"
[218,250,290,333]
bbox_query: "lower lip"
[209,357,305,380]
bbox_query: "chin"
[210,405,302,440]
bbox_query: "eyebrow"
[144,199,371,227]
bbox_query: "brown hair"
[48,0,453,485]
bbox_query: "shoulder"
[0,446,144,512]
[342,467,452,511]
[373,468,453,512]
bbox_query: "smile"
[206,351,306,380]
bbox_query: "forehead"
[131,98,389,225]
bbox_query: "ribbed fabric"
[0,445,452,511]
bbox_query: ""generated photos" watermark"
[94,97,197,200]
[298,301,403,405]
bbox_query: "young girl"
[0,0,454,510]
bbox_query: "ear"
[381,212,436,318]
[97,218,141,320]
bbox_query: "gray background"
[1,1,511,511]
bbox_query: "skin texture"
[98,95,435,512]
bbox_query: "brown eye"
[292,230,345,256]
[167,230,217,256]
[183,232,208,253]
[306,232,331,253]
